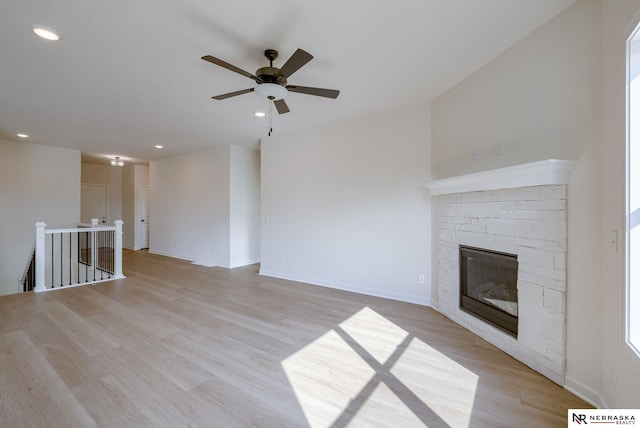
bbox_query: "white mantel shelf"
[426,159,575,196]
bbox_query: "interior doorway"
[138,185,150,249]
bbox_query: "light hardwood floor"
[0,250,589,427]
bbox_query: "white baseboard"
[191,260,216,267]
[148,250,259,270]
[258,269,430,306]
[564,376,608,409]
[148,249,194,262]
[229,258,260,269]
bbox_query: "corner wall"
[430,0,615,406]
[150,146,230,266]
[0,140,80,296]
[260,104,432,305]
[229,146,260,267]
[149,145,260,268]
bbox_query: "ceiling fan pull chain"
[268,99,273,136]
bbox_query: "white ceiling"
[1,0,577,165]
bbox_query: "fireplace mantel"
[426,159,575,195]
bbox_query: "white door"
[81,184,108,224]
[138,186,150,249]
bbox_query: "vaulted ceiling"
[1,0,576,164]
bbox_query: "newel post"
[90,218,99,270]
[114,220,125,279]
[34,222,47,292]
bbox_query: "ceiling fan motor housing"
[256,67,287,86]
[255,55,288,99]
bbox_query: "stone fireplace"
[427,160,573,385]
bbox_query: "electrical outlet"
[418,274,425,284]
[286,256,291,265]
[495,140,503,156]
[472,147,479,161]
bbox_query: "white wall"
[0,140,80,295]
[431,0,640,408]
[151,145,260,268]
[150,146,230,266]
[81,163,122,224]
[260,104,431,305]
[601,0,640,408]
[229,146,260,267]
[431,0,600,179]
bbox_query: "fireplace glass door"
[459,246,518,337]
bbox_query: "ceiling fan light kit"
[254,83,288,100]
[201,48,340,116]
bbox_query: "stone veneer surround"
[428,160,573,385]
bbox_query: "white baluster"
[34,222,47,292]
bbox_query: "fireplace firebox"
[459,246,518,337]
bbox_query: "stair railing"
[34,219,124,292]
[20,248,36,292]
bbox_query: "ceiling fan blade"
[273,98,290,114]
[276,49,313,79]
[202,55,261,83]
[212,88,254,100]
[286,85,340,99]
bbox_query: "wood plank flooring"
[0,250,590,427]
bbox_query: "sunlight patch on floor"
[282,307,478,427]
[391,337,478,427]
[282,328,376,427]
[345,382,425,427]
[338,306,409,365]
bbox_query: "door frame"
[136,185,150,249]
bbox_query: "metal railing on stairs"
[21,249,36,292]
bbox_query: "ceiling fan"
[201,48,339,114]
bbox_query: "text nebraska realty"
[574,413,636,424]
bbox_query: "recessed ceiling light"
[255,112,266,117]
[16,133,29,138]
[154,145,164,149]
[32,25,61,41]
